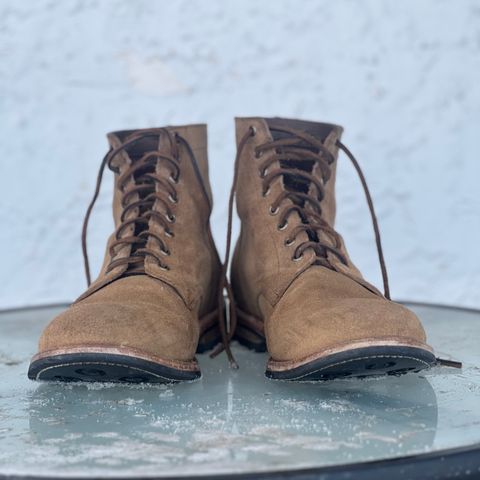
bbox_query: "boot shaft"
[79,125,221,313]
[107,125,213,224]
[234,117,343,229]
[231,117,377,317]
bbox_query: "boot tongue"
[110,129,159,161]
[265,118,336,204]
[266,118,336,142]
[110,130,163,276]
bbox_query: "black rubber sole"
[28,352,201,384]
[266,345,437,381]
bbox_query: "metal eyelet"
[165,230,174,238]
[277,221,288,231]
[292,253,304,262]
[166,213,176,223]
[168,194,178,204]
[169,174,179,184]
[250,126,257,136]
[262,187,271,197]
[160,248,170,256]
[159,264,170,271]
[259,168,268,178]
[284,238,296,247]
[255,149,264,159]
[269,206,279,215]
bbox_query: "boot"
[28,126,222,383]
[229,117,437,381]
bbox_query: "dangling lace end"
[209,343,239,369]
[336,140,391,300]
[210,127,256,370]
[213,275,239,369]
[227,355,240,370]
[82,151,111,287]
[436,357,462,369]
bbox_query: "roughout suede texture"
[231,117,429,363]
[38,126,221,363]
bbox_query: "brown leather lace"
[207,131,256,368]
[82,129,181,284]
[220,126,391,332]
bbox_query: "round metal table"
[0,303,479,479]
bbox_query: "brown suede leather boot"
[229,117,438,381]
[28,126,222,383]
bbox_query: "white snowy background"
[1,0,479,309]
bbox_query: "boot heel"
[234,307,267,352]
[197,308,222,354]
[197,306,267,354]
[197,326,222,353]
[234,326,267,352]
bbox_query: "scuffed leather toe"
[38,276,199,362]
[265,268,428,362]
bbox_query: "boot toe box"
[38,284,199,362]
[265,271,428,362]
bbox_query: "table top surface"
[0,302,479,478]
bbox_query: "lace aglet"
[229,359,239,370]
[436,357,463,369]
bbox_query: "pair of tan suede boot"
[28,118,440,383]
